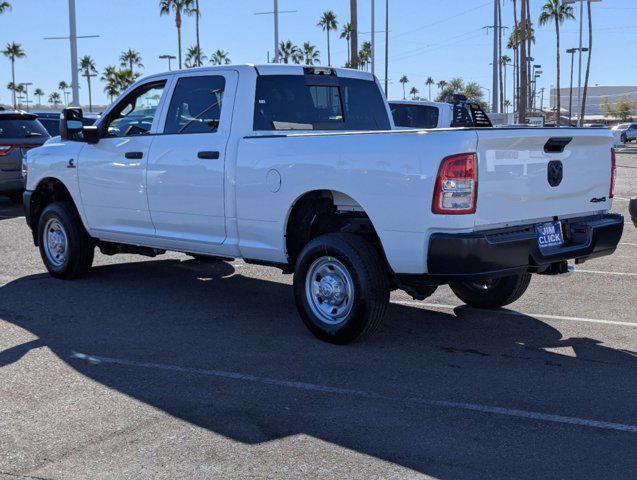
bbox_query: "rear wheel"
[38,202,94,279]
[293,233,389,344]
[449,273,531,309]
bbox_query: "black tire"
[293,233,390,344]
[449,273,532,309]
[37,202,94,279]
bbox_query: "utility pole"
[577,0,583,126]
[384,0,389,96]
[254,1,296,63]
[44,0,98,108]
[491,0,498,112]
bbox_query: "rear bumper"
[415,214,623,283]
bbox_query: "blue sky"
[1,0,636,107]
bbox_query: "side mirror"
[59,107,84,141]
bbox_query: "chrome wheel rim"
[43,218,69,268]
[305,256,354,325]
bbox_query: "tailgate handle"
[544,137,572,153]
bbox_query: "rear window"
[390,104,439,128]
[253,74,390,131]
[38,118,60,137]
[0,117,48,138]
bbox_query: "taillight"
[0,145,13,156]
[432,153,478,214]
[610,148,616,199]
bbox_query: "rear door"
[474,128,614,228]
[146,70,237,245]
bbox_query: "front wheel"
[38,202,94,279]
[449,273,532,309]
[293,233,389,344]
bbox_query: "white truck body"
[22,65,623,343]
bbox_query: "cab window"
[164,75,226,134]
[104,81,166,137]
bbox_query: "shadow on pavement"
[0,197,24,219]
[0,259,635,479]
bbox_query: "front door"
[78,80,168,238]
[146,71,237,245]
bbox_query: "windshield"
[0,118,49,138]
[253,75,390,131]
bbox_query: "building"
[549,86,637,120]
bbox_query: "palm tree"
[48,92,61,107]
[79,55,97,112]
[6,82,17,106]
[210,49,231,65]
[358,41,372,71]
[278,41,300,64]
[101,65,117,102]
[340,22,352,64]
[0,1,11,14]
[501,54,511,109]
[437,80,447,91]
[119,49,143,75]
[302,42,320,66]
[539,0,574,125]
[409,86,419,100]
[33,88,44,106]
[159,0,194,70]
[15,83,24,108]
[58,81,70,105]
[2,42,25,108]
[580,0,593,124]
[317,11,338,66]
[186,0,202,66]
[399,75,409,100]
[185,45,207,68]
[504,99,512,113]
[425,77,434,100]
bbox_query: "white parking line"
[574,269,637,277]
[392,301,637,327]
[70,352,637,433]
[620,243,637,247]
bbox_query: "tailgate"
[474,128,614,228]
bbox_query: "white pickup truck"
[22,64,623,343]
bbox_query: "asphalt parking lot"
[0,148,635,480]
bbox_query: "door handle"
[125,151,144,159]
[197,151,220,160]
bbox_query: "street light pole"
[159,54,176,71]
[371,0,375,75]
[384,0,389,96]
[577,0,584,126]
[21,82,32,112]
[68,0,79,106]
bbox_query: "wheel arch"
[284,189,392,275]
[27,177,86,246]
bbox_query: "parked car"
[390,96,492,129]
[630,198,637,227]
[35,111,98,137]
[22,65,623,343]
[0,110,49,202]
[611,122,637,145]
[620,123,637,143]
